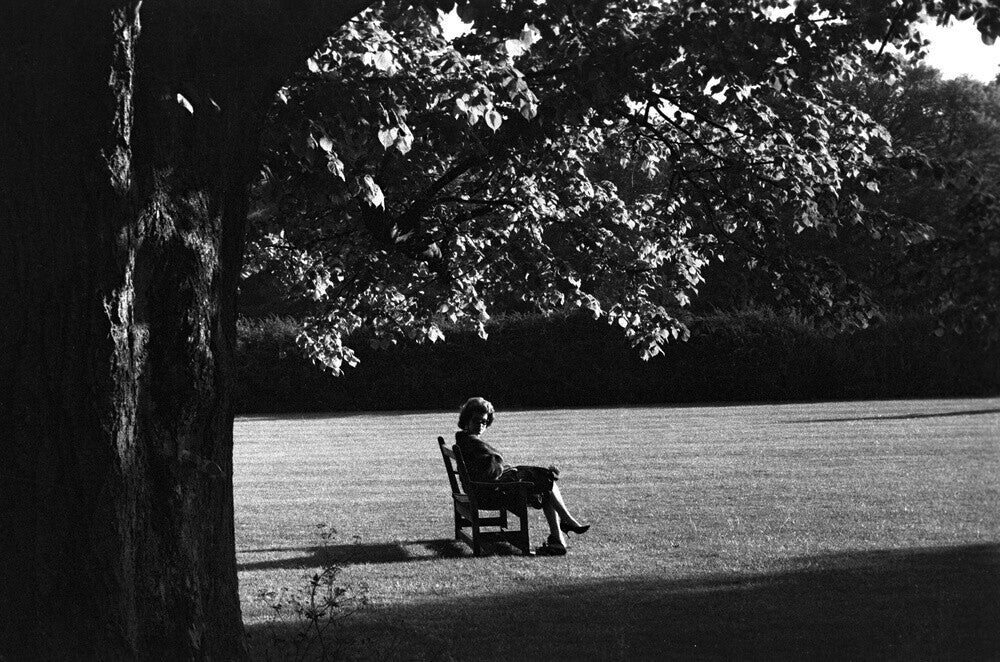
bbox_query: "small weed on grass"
[251,524,370,661]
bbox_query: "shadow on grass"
[238,538,479,571]
[792,407,1000,424]
[238,410,449,423]
[247,543,1000,660]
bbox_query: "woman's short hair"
[458,397,495,429]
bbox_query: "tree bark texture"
[0,1,371,658]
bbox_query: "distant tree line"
[234,310,999,413]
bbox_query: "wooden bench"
[437,436,532,556]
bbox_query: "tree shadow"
[246,543,1000,660]
[238,538,494,571]
[791,407,1000,424]
[236,412,359,423]
[237,409,449,423]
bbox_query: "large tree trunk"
[0,1,369,658]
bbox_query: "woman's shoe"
[536,535,567,556]
[560,521,590,535]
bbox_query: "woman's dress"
[454,430,558,509]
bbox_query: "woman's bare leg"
[539,483,588,548]
[542,500,565,545]
[548,483,584,528]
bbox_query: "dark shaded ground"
[238,539,469,572]
[246,543,1000,661]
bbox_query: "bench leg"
[471,520,483,556]
[518,512,530,555]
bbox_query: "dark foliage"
[234,311,999,413]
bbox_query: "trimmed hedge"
[234,310,1000,414]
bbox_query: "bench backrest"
[437,436,465,496]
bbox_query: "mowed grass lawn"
[235,398,1000,660]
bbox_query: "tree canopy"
[839,64,1000,338]
[246,0,1000,374]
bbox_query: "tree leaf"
[374,51,394,71]
[378,128,397,148]
[360,175,385,208]
[326,156,345,181]
[485,109,502,131]
[395,128,413,154]
[519,24,542,48]
[176,93,194,114]
[504,39,527,57]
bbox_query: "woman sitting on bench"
[455,397,590,555]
